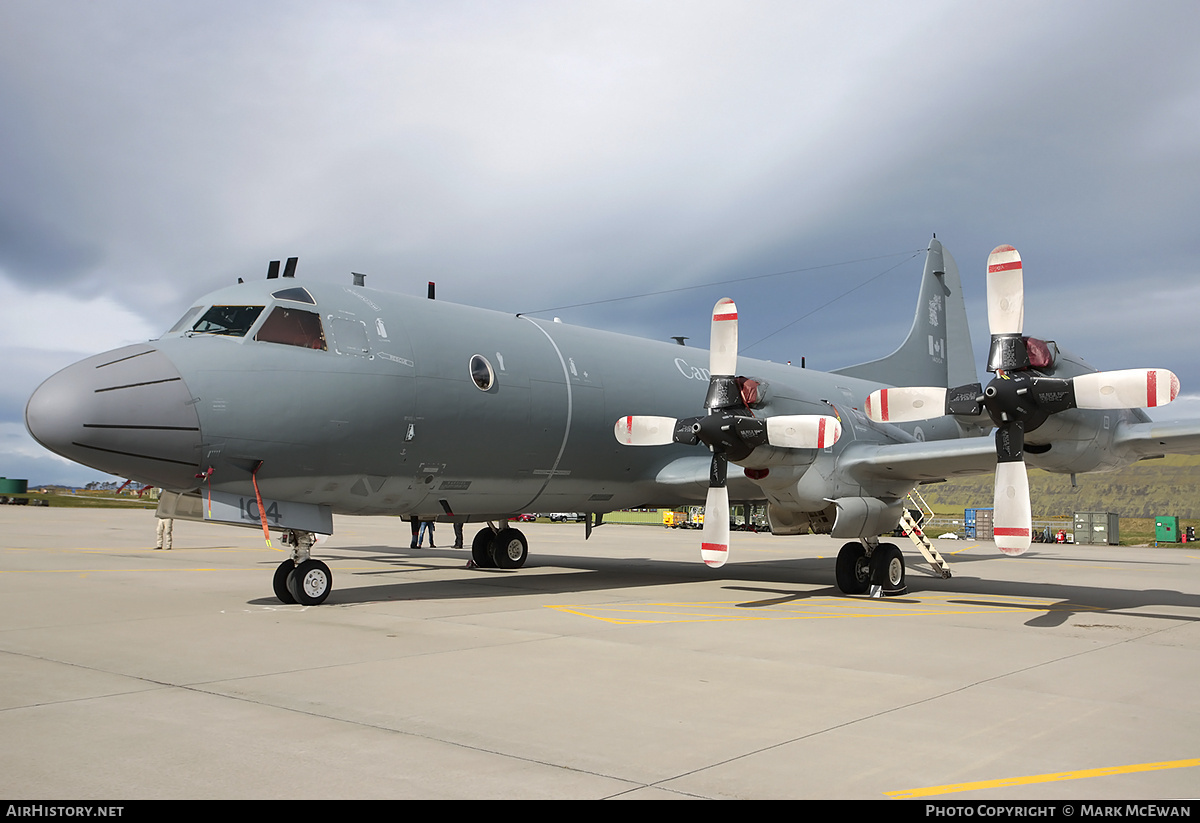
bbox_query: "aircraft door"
[319,305,423,513]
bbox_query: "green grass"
[5,491,158,509]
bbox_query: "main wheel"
[273,560,297,604]
[490,528,528,570]
[835,542,870,594]
[287,558,333,605]
[869,543,907,596]
[471,527,497,568]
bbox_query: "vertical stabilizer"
[832,238,977,389]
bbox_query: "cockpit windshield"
[190,305,265,337]
[254,307,327,350]
[167,306,204,334]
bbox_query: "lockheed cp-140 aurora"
[25,240,1200,604]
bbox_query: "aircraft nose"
[25,343,203,489]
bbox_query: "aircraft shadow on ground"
[248,542,1200,627]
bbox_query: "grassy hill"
[915,453,1200,519]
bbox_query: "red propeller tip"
[701,542,728,567]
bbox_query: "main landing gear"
[273,530,332,606]
[470,524,529,570]
[835,539,907,597]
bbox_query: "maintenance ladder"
[898,490,952,579]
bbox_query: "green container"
[1155,516,1180,543]
[0,477,28,495]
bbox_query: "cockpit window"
[271,287,316,305]
[167,306,204,334]
[254,307,327,350]
[191,305,265,337]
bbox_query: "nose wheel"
[272,558,333,605]
[272,530,333,605]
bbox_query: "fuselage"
[25,276,974,520]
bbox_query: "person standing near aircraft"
[418,520,435,547]
[156,516,173,550]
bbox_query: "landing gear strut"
[835,540,906,597]
[271,530,332,606]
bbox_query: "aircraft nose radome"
[25,343,203,490]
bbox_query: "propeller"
[615,298,841,568]
[865,245,1179,556]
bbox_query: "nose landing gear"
[272,530,333,605]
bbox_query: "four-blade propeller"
[615,298,841,568]
[865,245,1178,555]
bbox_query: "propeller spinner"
[865,245,1178,556]
[615,298,841,568]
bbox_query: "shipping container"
[965,507,994,539]
[1073,511,1119,545]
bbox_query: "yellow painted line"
[546,593,1098,625]
[3,546,249,554]
[886,757,1200,798]
[0,563,386,575]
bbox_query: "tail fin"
[832,237,977,389]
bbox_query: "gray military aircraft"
[24,239,1200,605]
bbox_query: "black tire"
[835,542,870,595]
[273,560,297,604]
[870,543,907,595]
[287,559,332,605]
[490,528,528,570]
[471,527,497,568]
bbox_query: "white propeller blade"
[700,485,730,568]
[987,244,1024,336]
[709,298,738,376]
[1072,369,1179,409]
[994,460,1032,555]
[614,415,677,446]
[766,415,842,448]
[864,387,947,423]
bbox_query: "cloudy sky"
[2,0,1198,486]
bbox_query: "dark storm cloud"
[1,0,1198,484]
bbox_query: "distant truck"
[662,511,687,528]
[662,508,704,529]
[549,512,584,522]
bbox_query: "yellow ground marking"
[886,757,1200,798]
[546,593,1101,625]
[3,546,251,554]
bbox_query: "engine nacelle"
[829,496,904,539]
[767,502,835,535]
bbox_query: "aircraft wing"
[1113,418,1200,458]
[655,455,770,500]
[660,440,1000,496]
[838,436,998,485]
[841,416,1200,489]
